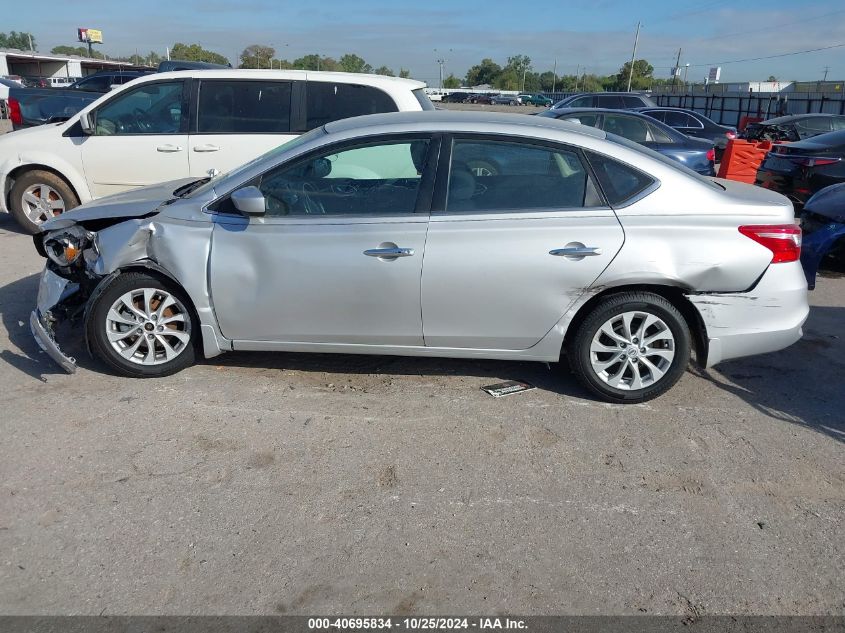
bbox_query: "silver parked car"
[31,111,808,403]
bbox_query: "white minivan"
[0,69,433,233]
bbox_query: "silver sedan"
[31,111,808,403]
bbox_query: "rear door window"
[197,80,292,133]
[795,117,832,138]
[663,111,688,127]
[567,96,594,108]
[622,95,646,108]
[306,82,398,129]
[561,113,600,128]
[602,114,651,142]
[445,139,601,212]
[648,122,674,143]
[597,95,625,108]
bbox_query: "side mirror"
[231,186,266,217]
[79,111,94,135]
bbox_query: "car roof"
[322,110,607,139]
[139,69,426,90]
[548,107,658,117]
[760,113,845,125]
[563,92,651,97]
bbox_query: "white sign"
[708,66,721,82]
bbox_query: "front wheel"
[86,272,197,377]
[10,170,79,234]
[566,292,691,403]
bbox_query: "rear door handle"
[364,247,414,258]
[549,246,602,257]
[193,144,220,152]
[156,144,183,153]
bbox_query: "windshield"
[185,127,328,199]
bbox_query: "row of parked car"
[441,91,553,106]
[18,69,809,404]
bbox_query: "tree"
[767,75,778,82]
[51,45,104,59]
[613,59,654,90]
[170,42,228,65]
[399,68,411,79]
[239,44,275,69]
[0,31,36,51]
[494,69,520,91]
[442,74,461,88]
[290,54,337,71]
[338,53,372,74]
[465,58,501,87]
[374,65,395,76]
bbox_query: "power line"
[696,8,845,43]
[683,42,845,68]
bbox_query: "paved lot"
[0,205,843,615]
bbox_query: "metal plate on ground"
[481,380,536,397]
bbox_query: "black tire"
[86,272,197,378]
[566,292,691,403]
[9,169,79,234]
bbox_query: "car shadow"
[208,348,591,399]
[689,303,845,444]
[0,211,31,236]
[0,272,97,380]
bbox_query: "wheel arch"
[6,163,84,211]
[562,284,709,366]
[82,262,213,360]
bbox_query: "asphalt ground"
[0,132,842,616]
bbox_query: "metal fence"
[651,92,845,127]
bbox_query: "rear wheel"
[87,273,197,378]
[10,170,79,234]
[567,292,691,403]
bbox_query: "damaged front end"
[31,225,103,373]
[800,183,845,289]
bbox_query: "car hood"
[41,177,199,231]
[804,182,845,222]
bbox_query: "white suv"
[0,69,433,233]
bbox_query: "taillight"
[789,156,841,167]
[706,148,715,162]
[738,224,801,263]
[726,130,737,139]
[8,97,22,126]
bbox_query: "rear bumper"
[689,262,809,367]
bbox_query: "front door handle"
[364,246,414,259]
[156,144,183,153]
[549,246,603,258]
[193,144,220,152]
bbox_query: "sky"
[6,0,845,85]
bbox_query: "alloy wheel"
[105,288,192,366]
[589,311,676,390]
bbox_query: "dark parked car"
[492,94,522,106]
[743,113,845,142]
[469,93,495,104]
[442,91,471,103]
[539,108,715,175]
[636,107,736,159]
[67,70,152,93]
[799,182,845,288]
[755,129,845,206]
[551,92,657,110]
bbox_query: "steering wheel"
[133,107,155,132]
[301,182,326,214]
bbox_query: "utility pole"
[626,21,641,93]
[684,63,690,91]
[574,64,580,91]
[521,66,527,92]
[28,33,34,52]
[673,47,682,93]
[551,58,557,93]
[436,57,446,89]
[823,66,830,82]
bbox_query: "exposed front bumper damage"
[30,267,82,373]
[689,262,810,367]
